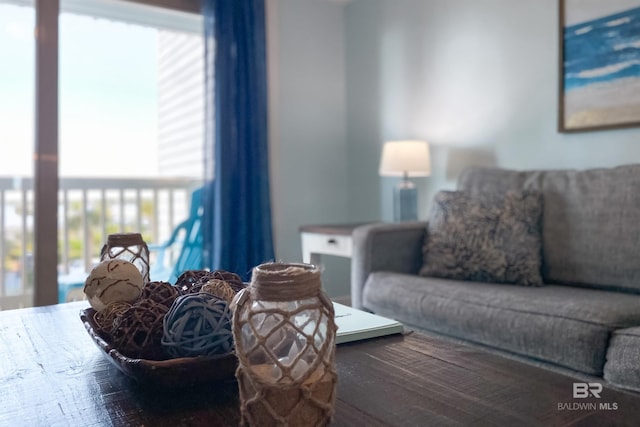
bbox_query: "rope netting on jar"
[232,263,338,427]
[100,233,150,283]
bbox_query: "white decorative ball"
[84,260,143,312]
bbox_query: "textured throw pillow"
[419,190,543,286]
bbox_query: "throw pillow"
[419,190,543,286]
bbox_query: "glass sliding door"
[57,0,204,301]
[0,0,36,309]
[0,0,204,309]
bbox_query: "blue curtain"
[202,0,275,280]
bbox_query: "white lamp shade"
[379,140,431,177]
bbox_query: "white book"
[333,302,404,344]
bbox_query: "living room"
[4,0,640,424]
[269,0,640,298]
[2,0,637,302]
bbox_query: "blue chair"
[57,269,91,304]
[149,186,204,284]
[58,186,204,303]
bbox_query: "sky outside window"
[0,3,160,177]
[0,4,34,176]
[60,11,159,177]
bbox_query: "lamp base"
[393,179,417,222]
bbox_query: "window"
[0,0,35,308]
[59,0,204,179]
[0,0,204,309]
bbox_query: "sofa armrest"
[350,221,427,309]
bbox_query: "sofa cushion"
[363,272,640,375]
[604,327,640,392]
[420,190,543,286]
[457,164,640,293]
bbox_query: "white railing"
[0,176,201,310]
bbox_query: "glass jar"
[232,262,337,426]
[100,233,150,284]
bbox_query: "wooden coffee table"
[335,333,640,426]
[2,302,640,426]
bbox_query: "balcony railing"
[0,176,201,310]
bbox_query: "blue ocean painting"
[564,6,640,91]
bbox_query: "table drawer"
[301,232,352,258]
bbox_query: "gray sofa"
[351,164,640,392]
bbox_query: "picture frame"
[559,0,640,133]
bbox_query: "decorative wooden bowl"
[80,307,238,388]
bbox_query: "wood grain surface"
[2,302,640,426]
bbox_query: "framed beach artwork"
[559,0,640,132]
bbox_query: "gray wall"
[345,0,640,221]
[267,0,350,297]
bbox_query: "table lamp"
[379,140,431,222]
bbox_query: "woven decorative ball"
[175,270,213,294]
[210,270,244,293]
[141,281,180,308]
[162,293,234,358]
[93,301,132,338]
[201,279,236,303]
[111,299,169,360]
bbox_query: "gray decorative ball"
[162,293,234,358]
